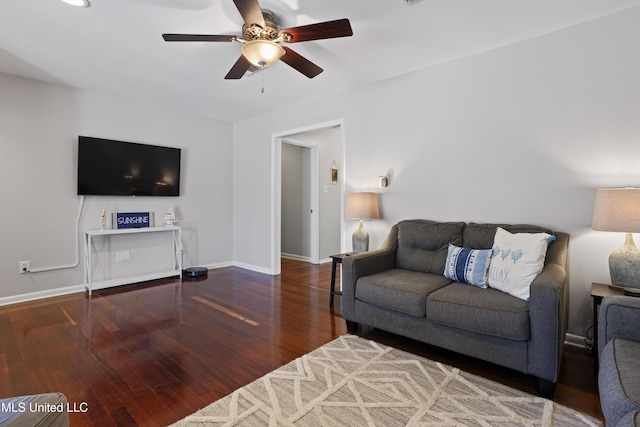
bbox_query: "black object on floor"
[183,267,208,277]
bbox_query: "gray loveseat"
[341,219,569,397]
[598,295,640,426]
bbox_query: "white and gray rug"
[172,335,602,426]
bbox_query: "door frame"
[271,119,345,275]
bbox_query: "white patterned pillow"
[488,227,556,301]
[444,244,493,288]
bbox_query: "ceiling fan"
[162,0,353,80]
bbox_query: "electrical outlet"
[19,260,30,274]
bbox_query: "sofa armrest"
[526,232,570,383]
[598,295,640,356]
[340,242,397,321]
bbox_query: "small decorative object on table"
[99,206,106,230]
[164,205,176,225]
[115,212,152,229]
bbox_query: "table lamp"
[592,187,640,295]
[345,192,380,253]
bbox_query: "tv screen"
[77,136,181,196]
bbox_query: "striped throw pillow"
[443,244,493,288]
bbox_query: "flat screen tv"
[77,136,181,196]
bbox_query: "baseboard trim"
[0,262,238,307]
[0,285,85,307]
[198,261,234,270]
[281,253,311,262]
[232,261,274,275]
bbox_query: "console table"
[84,226,183,295]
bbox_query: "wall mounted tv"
[77,136,181,196]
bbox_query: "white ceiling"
[2,0,639,122]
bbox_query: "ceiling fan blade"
[233,0,265,28]
[163,34,236,42]
[280,19,353,43]
[280,47,323,79]
[224,55,252,79]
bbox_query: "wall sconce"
[378,176,389,188]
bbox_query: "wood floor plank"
[0,259,603,425]
[60,306,77,326]
[191,295,260,326]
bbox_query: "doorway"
[281,142,315,262]
[271,120,345,275]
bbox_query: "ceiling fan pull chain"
[261,69,265,93]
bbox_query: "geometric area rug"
[171,335,603,426]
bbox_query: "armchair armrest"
[598,295,640,356]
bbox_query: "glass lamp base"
[352,219,369,254]
[609,233,640,289]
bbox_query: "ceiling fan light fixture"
[241,40,285,68]
[61,0,90,7]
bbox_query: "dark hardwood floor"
[0,259,602,425]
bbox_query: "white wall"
[0,73,234,303]
[233,8,640,338]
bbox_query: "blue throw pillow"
[444,244,493,288]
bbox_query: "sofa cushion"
[462,223,502,249]
[463,222,555,249]
[600,338,640,427]
[427,282,530,340]
[487,227,555,302]
[396,220,465,274]
[356,269,451,317]
[443,244,492,288]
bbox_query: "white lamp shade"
[592,188,640,233]
[241,40,285,67]
[345,193,380,220]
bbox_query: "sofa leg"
[538,378,557,399]
[346,320,359,333]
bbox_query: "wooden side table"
[591,282,624,368]
[329,253,353,305]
